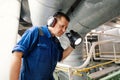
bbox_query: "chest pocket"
[36,42,50,62]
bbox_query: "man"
[10,12,74,80]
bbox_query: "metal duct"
[68,0,120,34]
[28,0,75,26]
[21,0,31,23]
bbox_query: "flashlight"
[66,30,82,48]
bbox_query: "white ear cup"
[47,16,55,26]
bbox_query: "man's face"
[53,16,69,37]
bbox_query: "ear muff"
[47,16,57,27]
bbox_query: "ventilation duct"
[68,0,120,34]
[28,0,75,26]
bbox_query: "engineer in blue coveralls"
[10,12,75,80]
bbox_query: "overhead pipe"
[28,0,75,26]
[21,0,31,23]
[28,0,62,26]
[0,0,21,79]
[68,0,120,34]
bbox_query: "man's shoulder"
[28,26,45,36]
[28,26,39,32]
[28,25,46,31]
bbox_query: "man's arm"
[10,52,23,80]
[62,46,73,60]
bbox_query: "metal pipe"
[85,36,89,55]
[77,60,115,72]
[113,43,117,62]
[90,32,120,37]
[68,0,120,34]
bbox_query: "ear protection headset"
[47,12,69,27]
[47,16,57,27]
[47,12,63,27]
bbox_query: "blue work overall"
[12,25,63,80]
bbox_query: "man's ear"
[47,17,57,27]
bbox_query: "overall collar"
[41,25,52,38]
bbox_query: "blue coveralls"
[12,25,64,80]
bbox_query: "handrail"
[89,32,120,37]
[93,40,120,61]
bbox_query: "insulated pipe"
[21,0,31,23]
[76,40,114,69]
[68,0,120,34]
[0,0,21,79]
[28,0,61,26]
[28,0,75,26]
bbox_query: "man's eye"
[61,25,64,28]
[65,27,67,30]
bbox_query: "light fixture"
[66,30,82,46]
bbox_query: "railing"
[86,31,120,63]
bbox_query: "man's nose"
[62,27,66,32]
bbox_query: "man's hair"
[53,12,70,22]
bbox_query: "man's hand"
[66,30,82,49]
[70,42,75,49]
[65,32,75,49]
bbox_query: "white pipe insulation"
[28,0,62,26]
[28,0,75,26]
[68,0,120,34]
[0,0,21,79]
[76,40,114,69]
